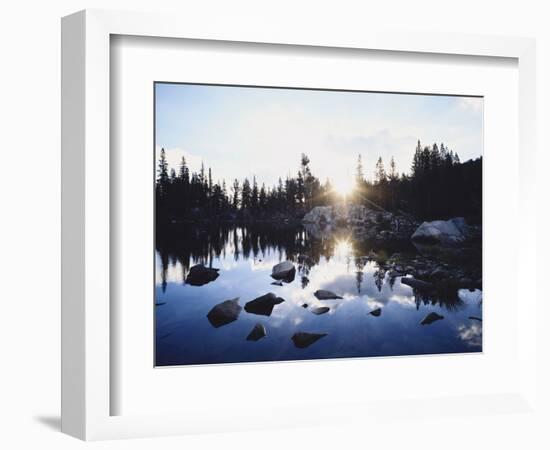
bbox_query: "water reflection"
[155,223,482,366]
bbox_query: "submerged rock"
[310,306,330,315]
[271,261,296,283]
[291,332,327,349]
[468,316,483,322]
[369,307,382,317]
[401,277,434,291]
[246,323,267,341]
[244,293,285,316]
[186,264,220,286]
[207,298,241,328]
[420,312,444,325]
[314,290,343,300]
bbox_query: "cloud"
[155,85,484,187]
[457,322,482,347]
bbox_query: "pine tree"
[259,183,267,210]
[411,140,422,176]
[231,179,240,210]
[241,178,251,210]
[178,156,189,184]
[300,153,314,209]
[157,148,170,198]
[221,180,228,210]
[285,176,297,211]
[389,156,398,181]
[251,176,259,210]
[296,171,305,206]
[199,162,206,186]
[375,157,386,184]
[277,177,285,210]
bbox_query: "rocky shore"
[302,205,482,291]
[302,205,419,242]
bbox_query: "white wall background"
[0,1,548,449]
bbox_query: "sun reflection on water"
[334,239,353,259]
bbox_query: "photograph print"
[155,83,483,367]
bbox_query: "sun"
[332,178,355,197]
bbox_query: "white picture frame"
[61,9,538,441]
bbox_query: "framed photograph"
[153,82,484,367]
[62,9,538,441]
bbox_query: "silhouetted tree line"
[156,139,482,225]
[352,140,482,223]
[156,150,339,224]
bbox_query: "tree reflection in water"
[155,223,482,365]
[156,223,468,311]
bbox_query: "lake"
[155,223,482,366]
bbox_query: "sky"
[155,83,483,194]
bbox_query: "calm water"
[155,224,482,366]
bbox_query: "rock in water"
[301,303,308,308]
[271,280,283,286]
[186,264,220,286]
[400,277,433,290]
[369,308,382,317]
[244,293,285,316]
[271,261,296,283]
[246,323,267,341]
[310,306,330,315]
[420,312,444,325]
[314,290,343,300]
[207,298,241,328]
[292,332,327,349]
[411,217,469,246]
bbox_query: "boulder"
[246,323,267,341]
[186,264,220,286]
[314,290,343,300]
[369,307,382,317]
[302,206,334,224]
[310,306,330,315]
[291,332,327,349]
[271,280,283,286]
[411,217,469,246]
[420,312,444,325]
[207,298,241,328]
[302,205,374,226]
[244,293,285,316]
[271,261,296,283]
